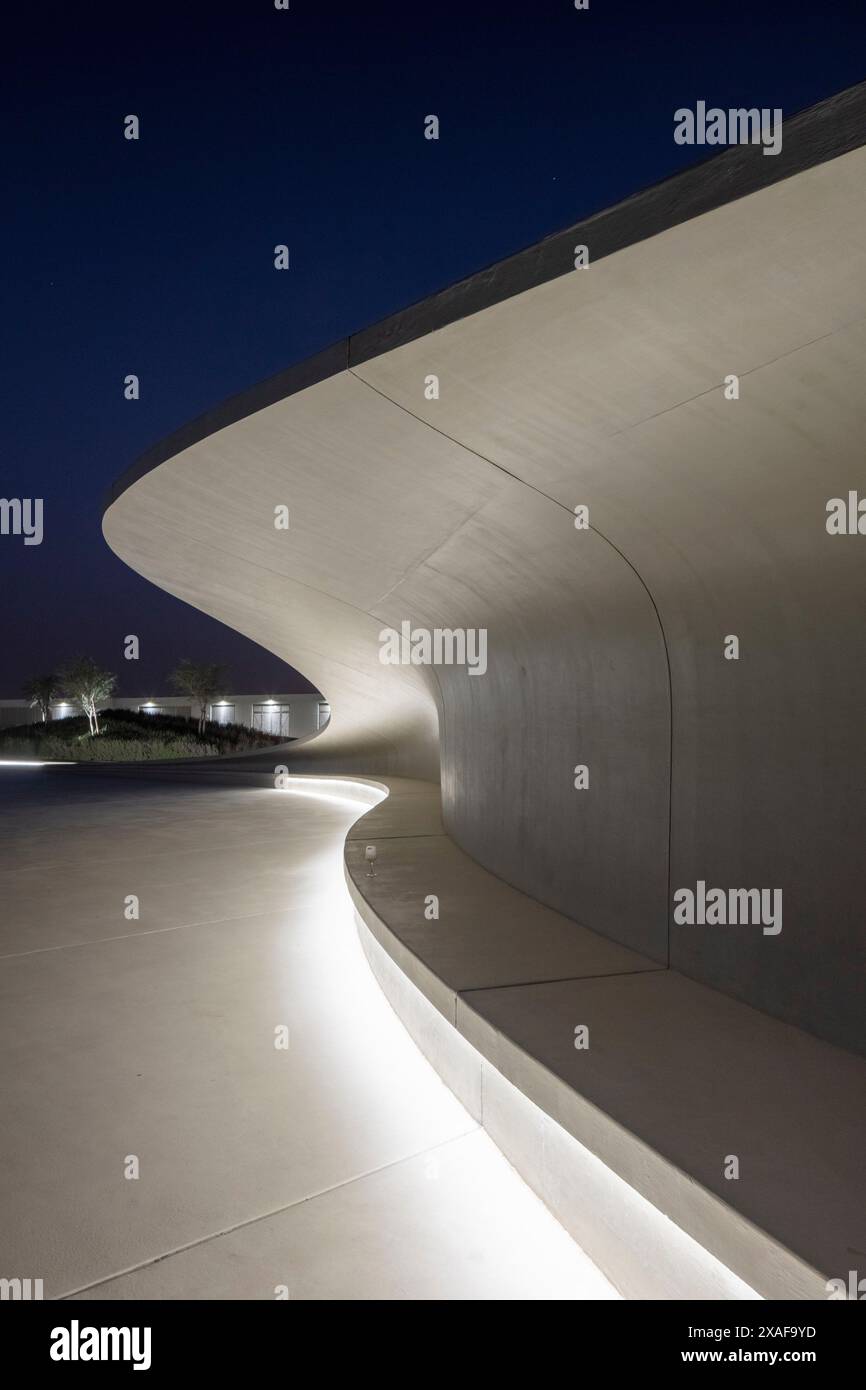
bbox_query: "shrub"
[0,708,283,762]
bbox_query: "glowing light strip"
[0,759,75,767]
[354,909,763,1300]
[273,774,388,812]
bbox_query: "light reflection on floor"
[0,770,618,1300]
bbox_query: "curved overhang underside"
[104,81,866,1054]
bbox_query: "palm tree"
[22,673,60,723]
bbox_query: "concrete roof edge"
[103,78,866,517]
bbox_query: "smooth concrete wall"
[104,375,670,961]
[375,482,671,960]
[104,83,866,1052]
[351,139,866,1050]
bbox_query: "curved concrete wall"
[104,83,866,1051]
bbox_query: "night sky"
[2,0,864,697]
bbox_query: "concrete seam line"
[459,967,669,996]
[347,365,676,967]
[0,911,284,962]
[57,1129,481,1302]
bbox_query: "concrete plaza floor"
[0,769,616,1300]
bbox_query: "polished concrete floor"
[0,769,616,1300]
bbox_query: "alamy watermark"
[50,1320,152,1371]
[674,102,782,156]
[673,881,782,935]
[0,1276,43,1299]
[379,621,487,675]
[826,491,866,534]
[0,497,42,545]
[826,1271,866,1300]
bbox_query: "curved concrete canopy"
[104,81,866,1053]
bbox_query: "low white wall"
[0,693,329,737]
[352,904,763,1301]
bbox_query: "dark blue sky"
[2,0,864,695]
